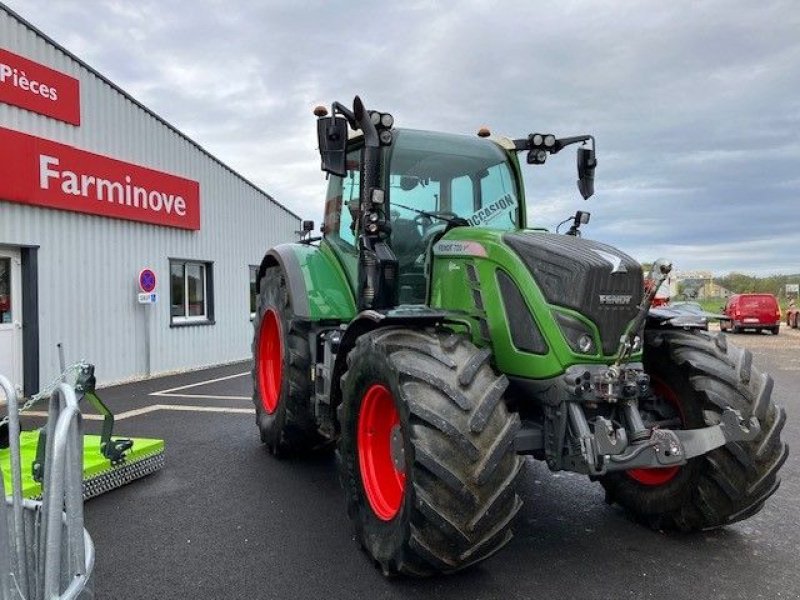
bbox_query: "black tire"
[719,319,728,332]
[600,329,788,530]
[771,326,780,335]
[251,266,320,456]
[337,328,523,576]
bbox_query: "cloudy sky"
[7,0,799,275]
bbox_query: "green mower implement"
[1,360,164,500]
[251,96,788,576]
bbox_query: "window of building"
[249,265,258,318]
[170,259,214,325]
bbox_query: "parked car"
[719,293,781,334]
[786,300,799,329]
[669,301,710,330]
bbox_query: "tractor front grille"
[503,232,643,355]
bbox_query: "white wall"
[0,7,299,385]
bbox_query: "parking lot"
[21,327,800,599]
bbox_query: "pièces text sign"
[0,48,81,125]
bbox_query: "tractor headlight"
[578,334,594,354]
[555,312,597,355]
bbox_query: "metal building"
[0,4,299,394]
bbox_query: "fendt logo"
[599,294,633,305]
[0,49,80,125]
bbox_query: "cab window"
[324,149,361,251]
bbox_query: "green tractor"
[251,96,787,576]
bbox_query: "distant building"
[673,271,731,300]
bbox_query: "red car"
[720,293,781,334]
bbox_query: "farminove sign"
[0,126,200,230]
[0,48,81,125]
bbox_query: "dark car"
[720,293,781,334]
[670,301,710,330]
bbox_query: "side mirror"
[302,220,314,232]
[316,116,348,176]
[577,147,597,200]
[576,210,590,225]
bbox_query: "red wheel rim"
[257,309,282,414]
[626,377,684,486]
[357,384,406,521]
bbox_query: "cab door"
[321,147,361,296]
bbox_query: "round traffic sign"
[139,268,157,293]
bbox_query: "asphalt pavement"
[23,327,800,600]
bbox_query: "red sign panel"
[0,49,81,125]
[0,126,200,230]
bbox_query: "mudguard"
[257,243,356,321]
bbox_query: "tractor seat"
[390,218,427,303]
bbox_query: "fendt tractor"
[251,96,787,576]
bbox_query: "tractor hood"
[502,231,644,355]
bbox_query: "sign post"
[138,268,157,376]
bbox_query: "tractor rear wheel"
[337,328,523,576]
[599,329,788,530]
[251,266,320,456]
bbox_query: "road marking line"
[21,404,255,421]
[150,371,249,396]
[152,393,251,400]
[154,404,255,415]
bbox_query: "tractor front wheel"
[599,329,788,530]
[337,328,523,576]
[251,266,320,456]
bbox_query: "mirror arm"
[332,101,358,129]
[553,135,593,154]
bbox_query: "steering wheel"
[413,210,459,228]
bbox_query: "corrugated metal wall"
[0,6,300,386]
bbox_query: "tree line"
[713,273,800,298]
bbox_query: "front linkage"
[534,362,760,477]
[527,258,759,477]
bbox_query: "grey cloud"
[6,0,799,274]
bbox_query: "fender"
[329,307,449,410]
[256,243,357,321]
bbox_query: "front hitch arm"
[602,408,760,473]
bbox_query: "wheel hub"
[389,424,405,471]
[257,309,282,414]
[357,384,407,521]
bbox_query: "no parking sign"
[138,268,158,303]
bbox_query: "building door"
[0,248,23,393]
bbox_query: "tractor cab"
[323,129,522,303]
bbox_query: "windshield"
[387,129,520,231]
